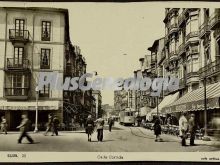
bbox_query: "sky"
[67,3,165,105]
[0,2,166,105]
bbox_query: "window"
[42,21,51,41]
[39,85,50,98]
[191,45,198,54]
[205,47,211,64]
[14,47,24,65]
[15,19,25,37]
[6,74,29,96]
[39,77,50,97]
[40,49,50,69]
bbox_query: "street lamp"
[202,60,211,141]
[34,86,39,133]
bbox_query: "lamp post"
[202,60,211,141]
[34,86,39,133]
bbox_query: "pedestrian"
[44,113,53,136]
[1,116,7,134]
[154,116,162,142]
[52,115,59,136]
[85,115,94,142]
[95,117,105,142]
[108,116,114,132]
[188,113,196,146]
[16,114,34,144]
[179,112,188,146]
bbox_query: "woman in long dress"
[85,115,94,142]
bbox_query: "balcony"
[199,22,210,39]
[187,72,199,78]
[198,60,220,78]
[169,51,178,61]
[186,72,199,84]
[186,31,199,41]
[9,29,30,43]
[209,12,220,30]
[5,87,29,100]
[6,58,30,71]
[168,23,178,36]
[178,43,185,56]
[213,29,220,39]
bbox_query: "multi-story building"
[0,7,73,130]
[161,8,220,131]
[114,90,128,113]
[0,7,95,130]
[63,44,95,125]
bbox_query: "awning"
[0,100,60,110]
[146,92,179,120]
[139,106,152,117]
[162,82,220,114]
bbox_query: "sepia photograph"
[0,0,220,162]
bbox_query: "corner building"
[0,7,70,130]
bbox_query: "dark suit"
[188,117,196,145]
[17,118,33,143]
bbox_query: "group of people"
[153,112,197,146]
[85,115,114,142]
[179,112,196,146]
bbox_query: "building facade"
[0,7,71,130]
[0,7,97,130]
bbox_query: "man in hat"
[179,112,188,146]
[188,113,196,146]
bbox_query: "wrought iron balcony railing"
[198,60,220,78]
[9,29,30,42]
[6,58,29,70]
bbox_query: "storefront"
[0,100,61,130]
[162,82,220,129]
[146,92,179,122]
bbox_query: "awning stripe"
[167,82,220,107]
[162,82,220,113]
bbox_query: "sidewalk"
[138,126,220,146]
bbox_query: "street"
[0,122,220,152]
